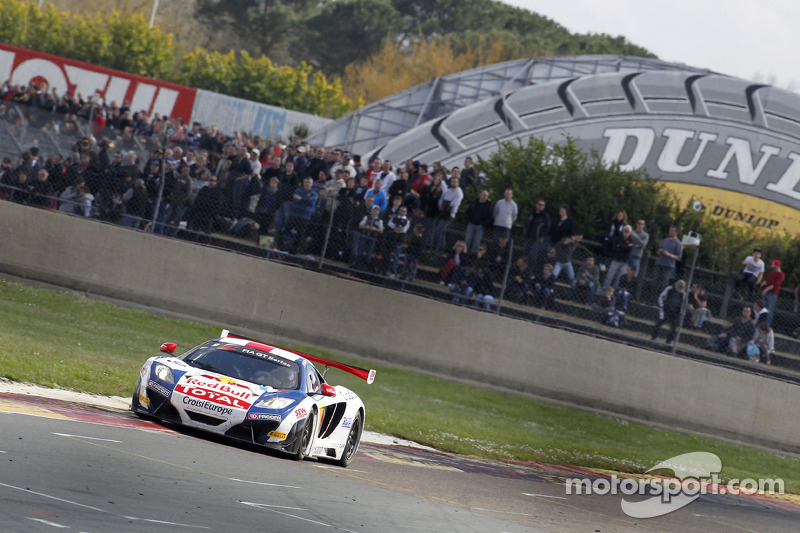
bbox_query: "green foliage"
[177,48,238,93]
[191,0,657,84]
[303,0,402,75]
[393,0,654,61]
[176,48,354,117]
[477,136,678,253]
[293,123,310,140]
[176,46,353,119]
[103,12,175,79]
[0,2,176,78]
[63,15,113,66]
[0,1,67,51]
[194,0,321,63]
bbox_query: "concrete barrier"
[1,200,798,452]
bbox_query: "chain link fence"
[1,95,799,375]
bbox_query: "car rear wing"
[221,330,376,384]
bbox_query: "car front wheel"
[336,412,363,467]
[291,412,316,461]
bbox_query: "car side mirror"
[321,383,336,397]
[160,342,178,353]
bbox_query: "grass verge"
[0,277,798,492]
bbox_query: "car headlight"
[153,363,175,384]
[255,397,295,410]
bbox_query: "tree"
[477,135,678,250]
[176,48,239,94]
[0,1,69,52]
[342,37,476,104]
[177,48,354,118]
[341,0,657,106]
[103,12,175,79]
[55,0,202,53]
[391,0,654,59]
[193,0,322,64]
[392,0,503,41]
[301,0,402,75]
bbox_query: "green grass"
[1,277,799,492]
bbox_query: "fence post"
[495,238,514,315]
[148,149,166,233]
[319,197,337,268]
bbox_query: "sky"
[503,0,800,90]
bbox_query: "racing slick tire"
[335,412,363,468]
[291,411,316,461]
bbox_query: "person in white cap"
[733,246,764,299]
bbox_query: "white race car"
[131,330,375,467]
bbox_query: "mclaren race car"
[131,330,375,467]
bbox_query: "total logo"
[175,384,252,409]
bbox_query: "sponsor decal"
[0,42,195,121]
[341,417,352,429]
[241,348,293,367]
[268,431,288,440]
[188,376,253,397]
[241,348,269,359]
[138,393,150,406]
[663,183,785,230]
[246,413,282,422]
[175,377,254,409]
[182,396,233,417]
[294,407,308,419]
[147,380,171,397]
[595,126,800,233]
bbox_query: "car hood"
[170,366,304,412]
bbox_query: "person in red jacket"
[761,259,785,326]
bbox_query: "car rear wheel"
[292,412,316,461]
[336,412,363,467]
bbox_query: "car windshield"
[182,344,301,390]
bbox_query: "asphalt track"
[1,393,799,532]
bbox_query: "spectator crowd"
[0,86,792,367]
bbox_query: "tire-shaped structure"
[309,55,711,156]
[369,71,800,233]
